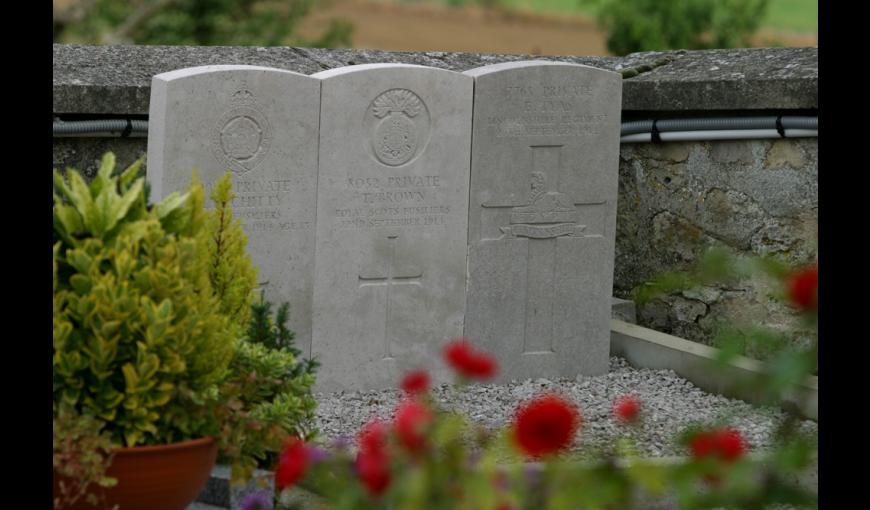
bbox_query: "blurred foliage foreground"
[53,0,352,47]
[260,249,818,510]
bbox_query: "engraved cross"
[359,235,423,360]
[480,145,606,354]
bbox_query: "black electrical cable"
[650,120,662,143]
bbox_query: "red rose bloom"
[443,338,498,380]
[465,353,497,379]
[400,369,431,395]
[512,394,580,458]
[355,417,392,497]
[358,418,388,454]
[714,428,746,461]
[394,399,432,453]
[689,428,746,462]
[787,265,818,312]
[444,338,474,367]
[275,437,309,491]
[613,394,642,423]
[357,448,391,497]
[689,430,716,458]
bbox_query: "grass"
[417,0,818,33]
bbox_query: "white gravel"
[313,357,817,458]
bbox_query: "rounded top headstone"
[152,64,310,83]
[463,60,620,80]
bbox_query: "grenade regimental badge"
[367,89,430,167]
[211,86,273,175]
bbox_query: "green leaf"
[52,169,75,202]
[69,274,92,295]
[54,204,85,242]
[98,152,116,179]
[120,158,144,189]
[112,178,145,227]
[66,248,94,275]
[100,320,122,338]
[89,154,114,198]
[122,363,140,390]
[67,171,97,229]
[153,191,187,219]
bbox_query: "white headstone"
[311,64,473,392]
[463,61,622,381]
[147,65,320,347]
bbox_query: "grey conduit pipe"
[620,116,817,135]
[53,119,149,138]
[53,116,818,143]
[619,115,818,143]
[621,128,818,143]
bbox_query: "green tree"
[53,0,352,48]
[205,173,258,337]
[583,0,769,55]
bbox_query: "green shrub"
[246,296,320,378]
[206,173,258,337]
[218,300,319,483]
[218,340,318,480]
[584,0,770,55]
[53,153,236,447]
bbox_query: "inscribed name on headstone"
[463,61,622,381]
[147,65,320,346]
[311,64,472,392]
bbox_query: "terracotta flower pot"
[55,436,218,510]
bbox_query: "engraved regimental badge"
[211,86,272,175]
[501,172,585,239]
[367,89,430,167]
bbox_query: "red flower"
[394,399,432,453]
[715,428,747,461]
[689,428,746,462]
[357,448,391,497]
[275,438,309,491]
[613,394,642,423]
[400,369,431,395]
[444,338,474,367]
[786,265,818,311]
[358,418,388,454]
[689,430,716,458]
[443,338,498,380]
[355,417,392,497]
[512,394,580,458]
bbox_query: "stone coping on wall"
[53,44,817,115]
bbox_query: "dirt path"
[297,0,817,56]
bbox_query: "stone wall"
[615,139,818,351]
[53,44,818,353]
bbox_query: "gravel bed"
[314,357,817,458]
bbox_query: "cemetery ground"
[56,47,817,509]
[297,0,817,56]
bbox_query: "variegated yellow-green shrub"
[53,153,236,447]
